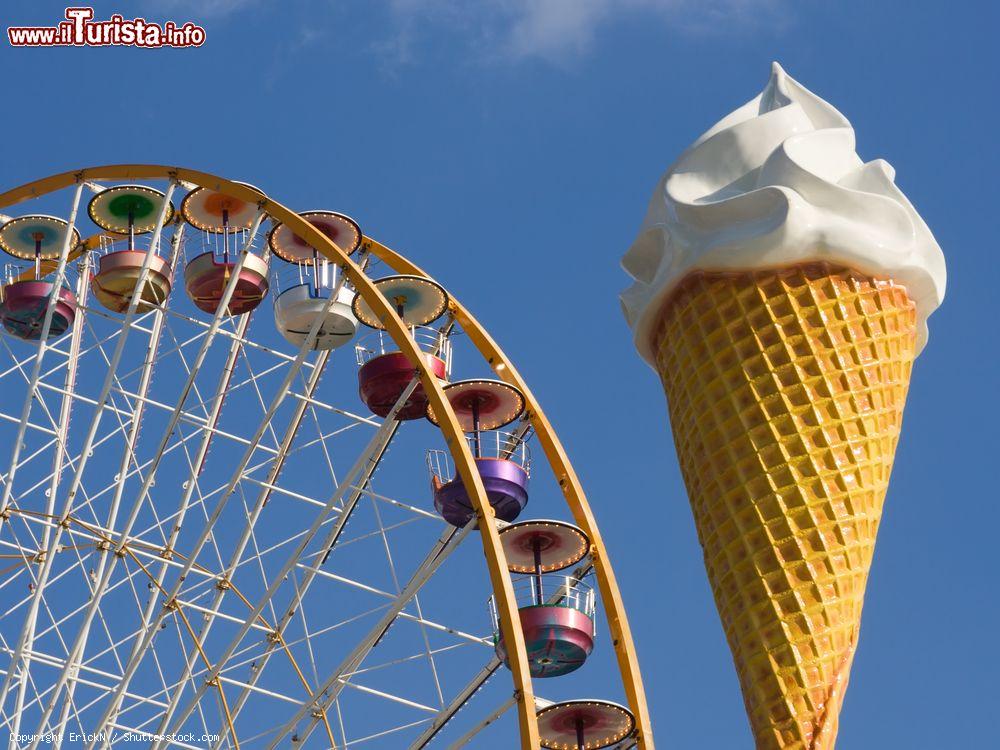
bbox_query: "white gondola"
[267,210,361,350]
[273,267,358,350]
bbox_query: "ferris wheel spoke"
[233,484,280,627]
[153,385,414,748]
[22,382,152,728]
[0,526,74,741]
[366,482,445,708]
[0,184,180,736]
[142,382,344,724]
[45,424,203,539]
[218,600,391,680]
[155,378,412,747]
[64,599,148,730]
[444,693,517,750]
[121,297,345,733]
[347,641,473,684]
[407,558,595,749]
[155,318,223,424]
[183,315,454,746]
[0,183,84,533]
[3,565,91,740]
[23,549,104,650]
[0,509,47,571]
[17,551,156,671]
[347,485,441,523]
[152,301,319,372]
[256,520,472,750]
[0,409,58,440]
[0,335,68,383]
[158,309,262,571]
[284,390,379,428]
[288,569,322,689]
[233,349,284,458]
[71,304,158,357]
[18,203,259,749]
[34,573,144,683]
[28,250,188,747]
[446,696,559,750]
[5,323,283,536]
[0,346,78,530]
[299,377,341,488]
[339,678,441,715]
[0,342,66,438]
[92,266,367,748]
[203,440,412,742]
[327,715,434,749]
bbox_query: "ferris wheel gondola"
[353,274,452,420]
[492,520,596,678]
[180,183,269,315]
[0,215,80,339]
[88,184,175,312]
[0,166,651,750]
[267,210,361,350]
[426,378,529,526]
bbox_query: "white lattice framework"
[0,172,652,750]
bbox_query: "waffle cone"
[653,263,916,749]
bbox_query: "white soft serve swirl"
[621,62,945,366]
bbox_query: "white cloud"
[145,0,788,65]
[383,0,788,65]
[503,0,610,61]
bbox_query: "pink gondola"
[491,520,596,678]
[353,275,451,420]
[180,183,269,316]
[0,215,80,341]
[88,185,175,313]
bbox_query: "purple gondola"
[425,379,528,526]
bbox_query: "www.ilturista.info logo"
[8,7,206,48]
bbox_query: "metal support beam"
[370,236,655,748]
[261,522,473,749]
[409,560,594,749]
[0,166,656,749]
[134,270,364,748]
[24,204,262,748]
[51,222,188,748]
[158,380,417,748]
[0,182,86,735]
[7,239,92,746]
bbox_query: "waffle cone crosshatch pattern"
[0,5,974,745]
[653,264,916,748]
[622,60,946,750]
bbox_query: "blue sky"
[0,0,996,747]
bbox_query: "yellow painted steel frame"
[367,239,654,748]
[0,166,653,749]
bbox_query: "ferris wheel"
[0,168,652,750]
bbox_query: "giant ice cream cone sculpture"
[621,64,945,749]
